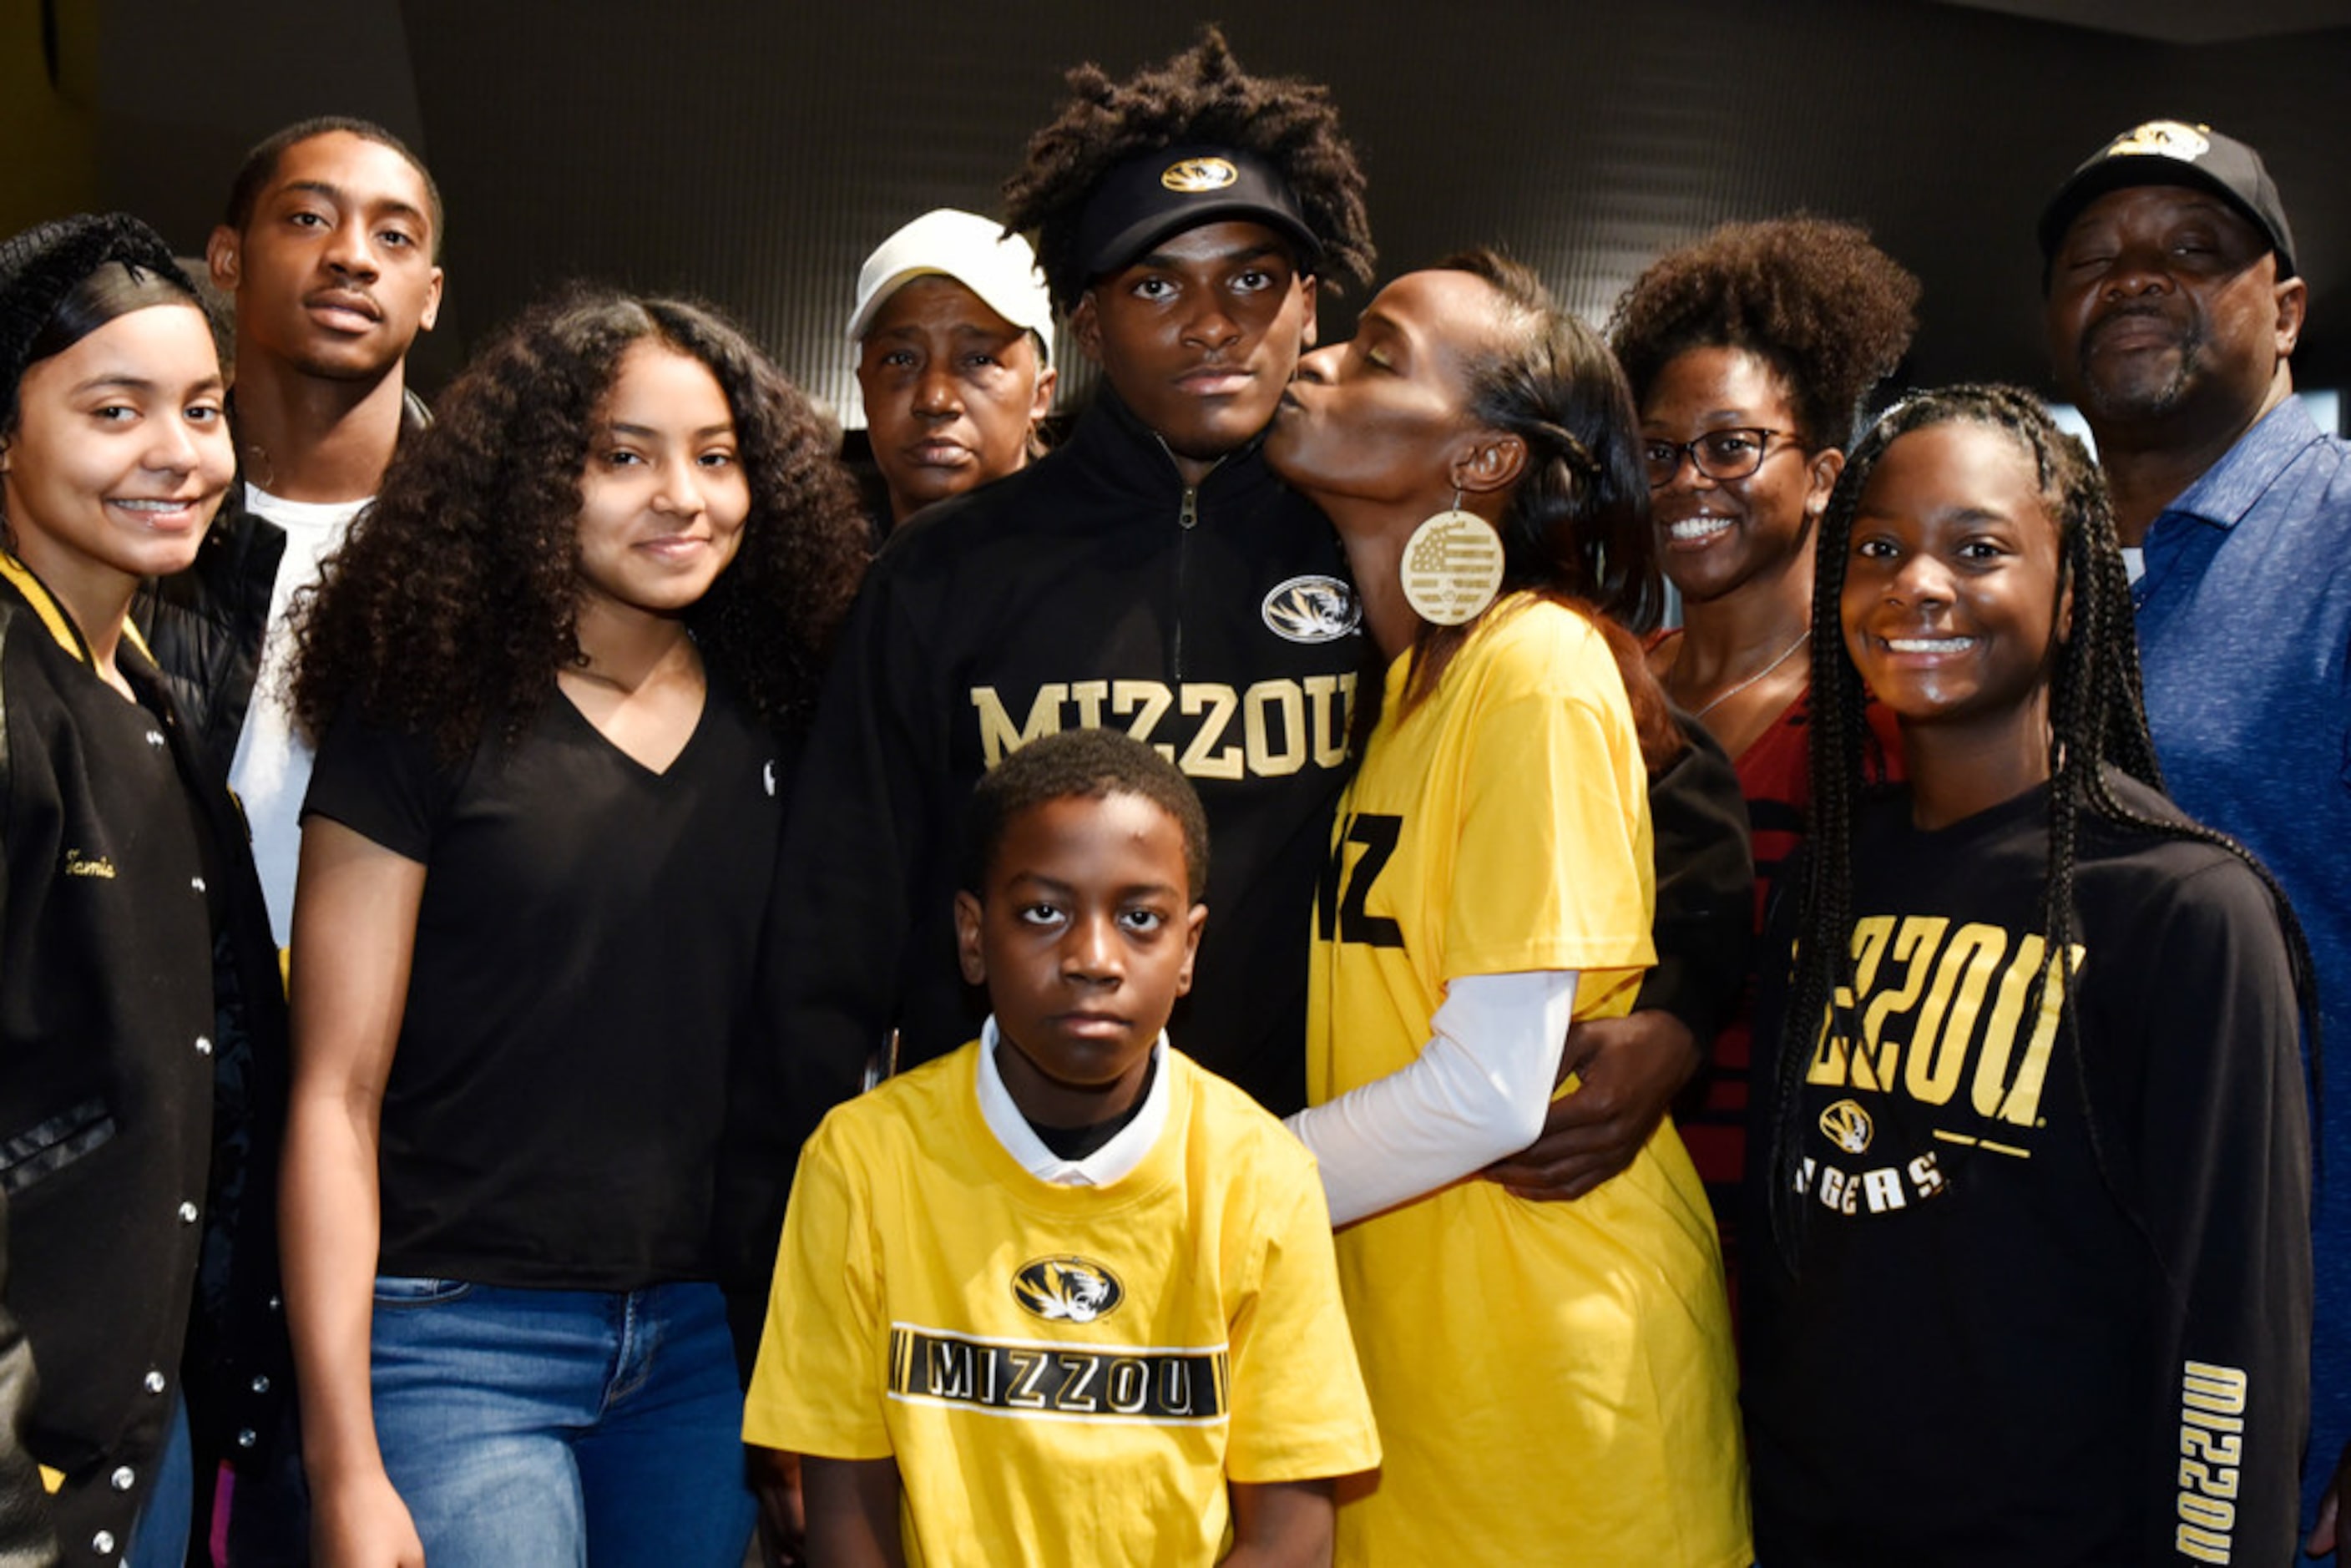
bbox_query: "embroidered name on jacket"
[888,1324,1230,1425]
[970,675,1355,778]
[1794,913,2084,1216]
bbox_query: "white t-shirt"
[228,483,369,946]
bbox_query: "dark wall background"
[19,0,2351,425]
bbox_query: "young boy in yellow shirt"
[746,729,1378,1566]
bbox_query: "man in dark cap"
[753,19,1744,1145]
[2040,118,2351,1553]
[720,35,1376,1553]
[739,30,1373,1196]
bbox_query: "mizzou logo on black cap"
[2106,119,2211,162]
[1014,1256,1124,1323]
[1161,156,1239,194]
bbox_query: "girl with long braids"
[280,289,867,1566]
[1267,251,1747,1567]
[1745,385,2312,1565]
[1607,217,1918,1302]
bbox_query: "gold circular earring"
[1400,490,1504,626]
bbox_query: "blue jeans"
[371,1277,754,1567]
[123,1395,190,1568]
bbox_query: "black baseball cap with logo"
[2037,119,2298,278]
[1073,144,1325,283]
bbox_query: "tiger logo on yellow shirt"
[1014,1257,1125,1323]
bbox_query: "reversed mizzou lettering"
[887,1326,1229,1424]
[1317,812,1404,949]
[2175,1361,2249,1561]
[970,675,1353,777]
[1808,914,2083,1130]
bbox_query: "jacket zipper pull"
[1179,485,1200,529]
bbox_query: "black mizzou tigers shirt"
[1744,772,2310,1566]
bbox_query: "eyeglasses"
[1643,427,1794,489]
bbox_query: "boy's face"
[1069,220,1316,469]
[956,791,1205,1129]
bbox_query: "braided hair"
[1002,26,1375,314]
[1367,250,1678,771]
[1769,382,2318,1267]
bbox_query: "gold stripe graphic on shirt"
[1929,1130,2031,1159]
[1807,914,2085,1129]
[0,550,156,665]
[970,675,1354,777]
[0,552,86,660]
[887,1324,1229,1424]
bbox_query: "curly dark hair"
[1365,250,1680,772]
[1767,383,2317,1269]
[1003,25,1375,313]
[290,287,870,761]
[1608,216,1919,451]
[962,726,1211,902]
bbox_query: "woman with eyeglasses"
[1747,385,2309,1564]
[1606,218,1918,1315]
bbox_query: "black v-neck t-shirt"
[306,683,784,1289]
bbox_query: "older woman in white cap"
[848,209,1056,529]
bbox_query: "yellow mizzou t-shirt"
[744,1043,1380,1567]
[1307,595,1749,1567]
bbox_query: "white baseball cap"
[846,209,1054,344]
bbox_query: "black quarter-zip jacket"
[720,392,1365,1297]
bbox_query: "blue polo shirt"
[2133,395,2351,1528]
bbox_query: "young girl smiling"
[0,212,291,1567]
[1747,385,2313,1566]
[282,290,866,1567]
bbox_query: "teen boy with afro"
[730,29,1751,1323]
[731,33,1378,1291]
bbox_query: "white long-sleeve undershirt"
[1285,969,1578,1227]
